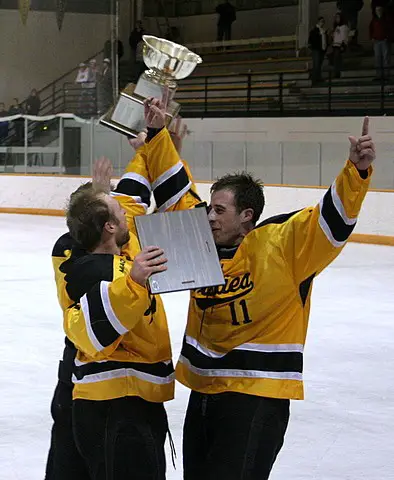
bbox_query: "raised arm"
[271,117,375,283]
[92,150,151,235]
[143,89,202,212]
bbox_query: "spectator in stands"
[75,63,90,115]
[134,40,146,82]
[104,33,124,62]
[309,17,328,85]
[75,63,89,84]
[97,58,113,115]
[371,0,394,19]
[9,98,23,116]
[371,0,386,9]
[337,0,364,46]
[216,0,236,43]
[25,89,41,116]
[331,13,349,78]
[129,20,145,64]
[8,98,24,145]
[86,59,98,115]
[25,89,41,145]
[370,6,391,80]
[88,59,98,85]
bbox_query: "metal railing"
[0,116,64,174]
[20,66,393,122]
[18,49,104,118]
[176,68,394,117]
[62,83,99,118]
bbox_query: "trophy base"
[99,78,180,138]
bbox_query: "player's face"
[106,196,130,247]
[208,189,244,246]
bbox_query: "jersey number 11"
[229,299,252,326]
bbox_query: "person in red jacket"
[370,6,391,80]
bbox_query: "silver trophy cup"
[100,35,202,137]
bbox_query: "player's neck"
[235,224,254,245]
[92,240,121,256]
[218,225,254,249]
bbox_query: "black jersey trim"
[181,339,303,374]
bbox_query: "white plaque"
[111,96,146,132]
[135,77,164,100]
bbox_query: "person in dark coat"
[308,17,328,84]
[8,98,24,145]
[370,5,391,80]
[25,89,41,144]
[129,21,144,64]
[26,89,41,115]
[104,38,124,61]
[216,1,236,42]
[97,58,113,115]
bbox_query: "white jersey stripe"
[80,293,105,352]
[179,355,303,382]
[100,281,129,336]
[152,161,184,190]
[185,335,304,357]
[72,367,175,385]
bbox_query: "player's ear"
[103,221,116,234]
[240,208,254,224]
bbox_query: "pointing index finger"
[362,116,369,137]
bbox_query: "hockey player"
[138,92,375,480]
[45,92,199,479]
[63,176,170,479]
[45,144,149,480]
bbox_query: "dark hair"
[374,5,384,15]
[333,12,344,26]
[66,182,118,251]
[318,16,324,21]
[210,172,265,224]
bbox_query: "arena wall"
[0,174,393,246]
[75,116,394,190]
[0,9,110,106]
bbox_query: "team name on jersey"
[193,273,254,310]
[119,258,126,273]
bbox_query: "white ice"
[1,213,394,480]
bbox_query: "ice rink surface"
[1,213,393,480]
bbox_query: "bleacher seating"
[5,36,392,123]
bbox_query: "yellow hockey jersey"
[55,131,195,403]
[140,128,372,401]
[52,233,85,385]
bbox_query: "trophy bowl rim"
[142,34,203,65]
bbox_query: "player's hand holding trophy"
[100,35,202,137]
